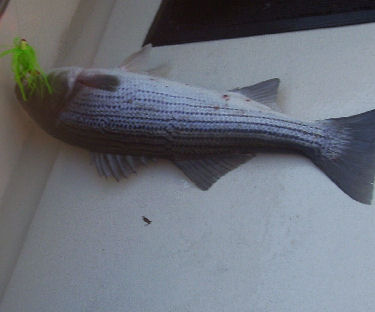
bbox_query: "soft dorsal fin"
[173,154,255,190]
[91,153,152,181]
[231,78,280,111]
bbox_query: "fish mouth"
[45,67,83,99]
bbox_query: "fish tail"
[312,109,375,204]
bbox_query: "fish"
[15,45,375,204]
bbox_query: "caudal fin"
[313,109,375,204]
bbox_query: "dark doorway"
[144,0,375,46]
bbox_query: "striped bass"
[16,47,375,204]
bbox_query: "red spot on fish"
[246,99,251,102]
[223,94,230,101]
[214,106,220,110]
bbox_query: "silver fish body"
[16,67,375,204]
[40,68,330,157]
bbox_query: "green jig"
[0,37,52,100]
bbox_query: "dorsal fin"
[119,44,170,78]
[231,78,280,111]
[120,44,152,72]
[146,64,171,78]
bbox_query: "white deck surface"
[1,1,375,311]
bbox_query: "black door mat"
[144,0,375,46]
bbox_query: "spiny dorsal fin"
[231,78,281,111]
[120,44,171,78]
[146,64,171,78]
[120,44,152,72]
[173,154,255,190]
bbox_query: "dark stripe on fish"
[77,98,323,132]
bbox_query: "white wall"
[0,0,114,301]
[2,1,375,311]
[0,0,82,299]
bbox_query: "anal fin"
[173,154,255,190]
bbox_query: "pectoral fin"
[77,73,120,91]
[173,154,255,190]
[231,78,281,111]
[91,153,153,181]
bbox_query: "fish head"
[15,67,82,131]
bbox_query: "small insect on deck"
[142,216,152,225]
